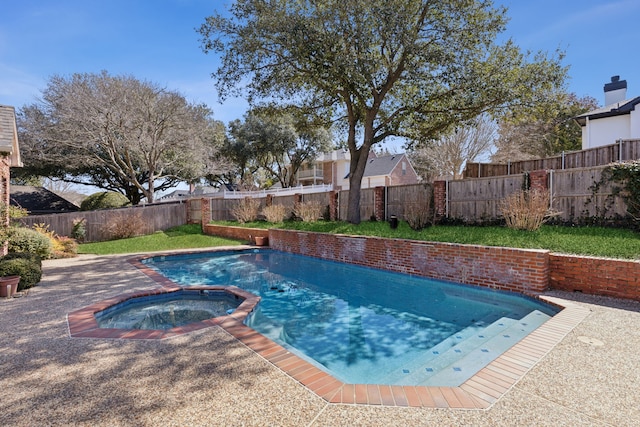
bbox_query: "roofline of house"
[575,96,640,126]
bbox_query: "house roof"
[574,96,640,126]
[10,185,80,214]
[0,105,23,166]
[363,154,406,177]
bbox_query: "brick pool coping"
[67,283,261,340]
[67,249,590,409]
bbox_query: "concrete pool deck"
[1,249,639,426]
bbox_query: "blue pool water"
[95,290,240,330]
[142,249,559,386]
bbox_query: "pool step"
[377,315,517,385]
[381,310,551,386]
[422,310,551,386]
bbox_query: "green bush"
[1,252,42,268]
[7,227,53,259]
[0,257,43,291]
[80,191,130,211]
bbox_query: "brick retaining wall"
[203,225,640,301]
[269,229,549,295]
[203,224,268,244]
[550,253,640,300]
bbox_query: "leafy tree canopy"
[492,91,599,162]
[199,0,567,222]
[17,71,227,204]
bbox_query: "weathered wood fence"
[21,165,632,240]
[464,139,640,178]
[203,165,629,224]
[19,201,187,242]
[447,166,627,221]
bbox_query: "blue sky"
[1,0,639,126]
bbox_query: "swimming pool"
[95,289,241,330]
[142,249,559,387]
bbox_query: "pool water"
[142,250,559,386]
[95,290,240,330]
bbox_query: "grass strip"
[78,224,243,255]
[212,220,640,259]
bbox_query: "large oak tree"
[199,0,566,223]
[17,71,226,204]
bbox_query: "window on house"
[402,161,407,175]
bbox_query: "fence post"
[618,138,623,161]
[329,191,338,221]
[373,186,385,221]
[529,170,549,192]
[201,198,211,229]
[432,180,447,220]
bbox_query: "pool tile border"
[67,284,261,340]
[68,249,590,409]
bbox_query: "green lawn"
[78,224,243,255]
[213,220,640,260]
[78,221,640,260]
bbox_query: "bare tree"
[17,71,226,204]
[492,92,599,162]
[410,115,496,180]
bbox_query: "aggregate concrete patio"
[1,249,639,426]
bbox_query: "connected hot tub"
[95,289,242,330]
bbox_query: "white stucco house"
[575,76,640,149]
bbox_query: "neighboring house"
[10,185,79,214]
[294,149,419,190]
[296,149,352,189]
[575,76,640,149]
[159,185,223,201]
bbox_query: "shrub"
[293,200,323,222]
[2,252,42,268]
[404,199,433,231]
[262,204,289,223]
[232,197,261,223]
[102,211,147,240]
[53,236,78,258]
[7,227,53,259]
[31,223,79,259]
[500,189,553,231]
[80,191,130,211]
[71,218,87,242]
[0,256,43,291]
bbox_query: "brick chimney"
[604,75,627,105]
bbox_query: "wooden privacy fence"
[448,166,627,222]
[199,165,630,225]
[549,167,627,220]
[448,175,523,221]
[19,201,187,242]
[464,139,640,178]
[208,192,335,221]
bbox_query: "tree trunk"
[346,145,372,224]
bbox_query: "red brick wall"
[550,254,640,300]
[433,180,446,218]
[1,155,9,256]
[374,187,385,221]
[529,170,548,191]
[203,224,268,244]
[203,225,640,301]
[268,229,550,295]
